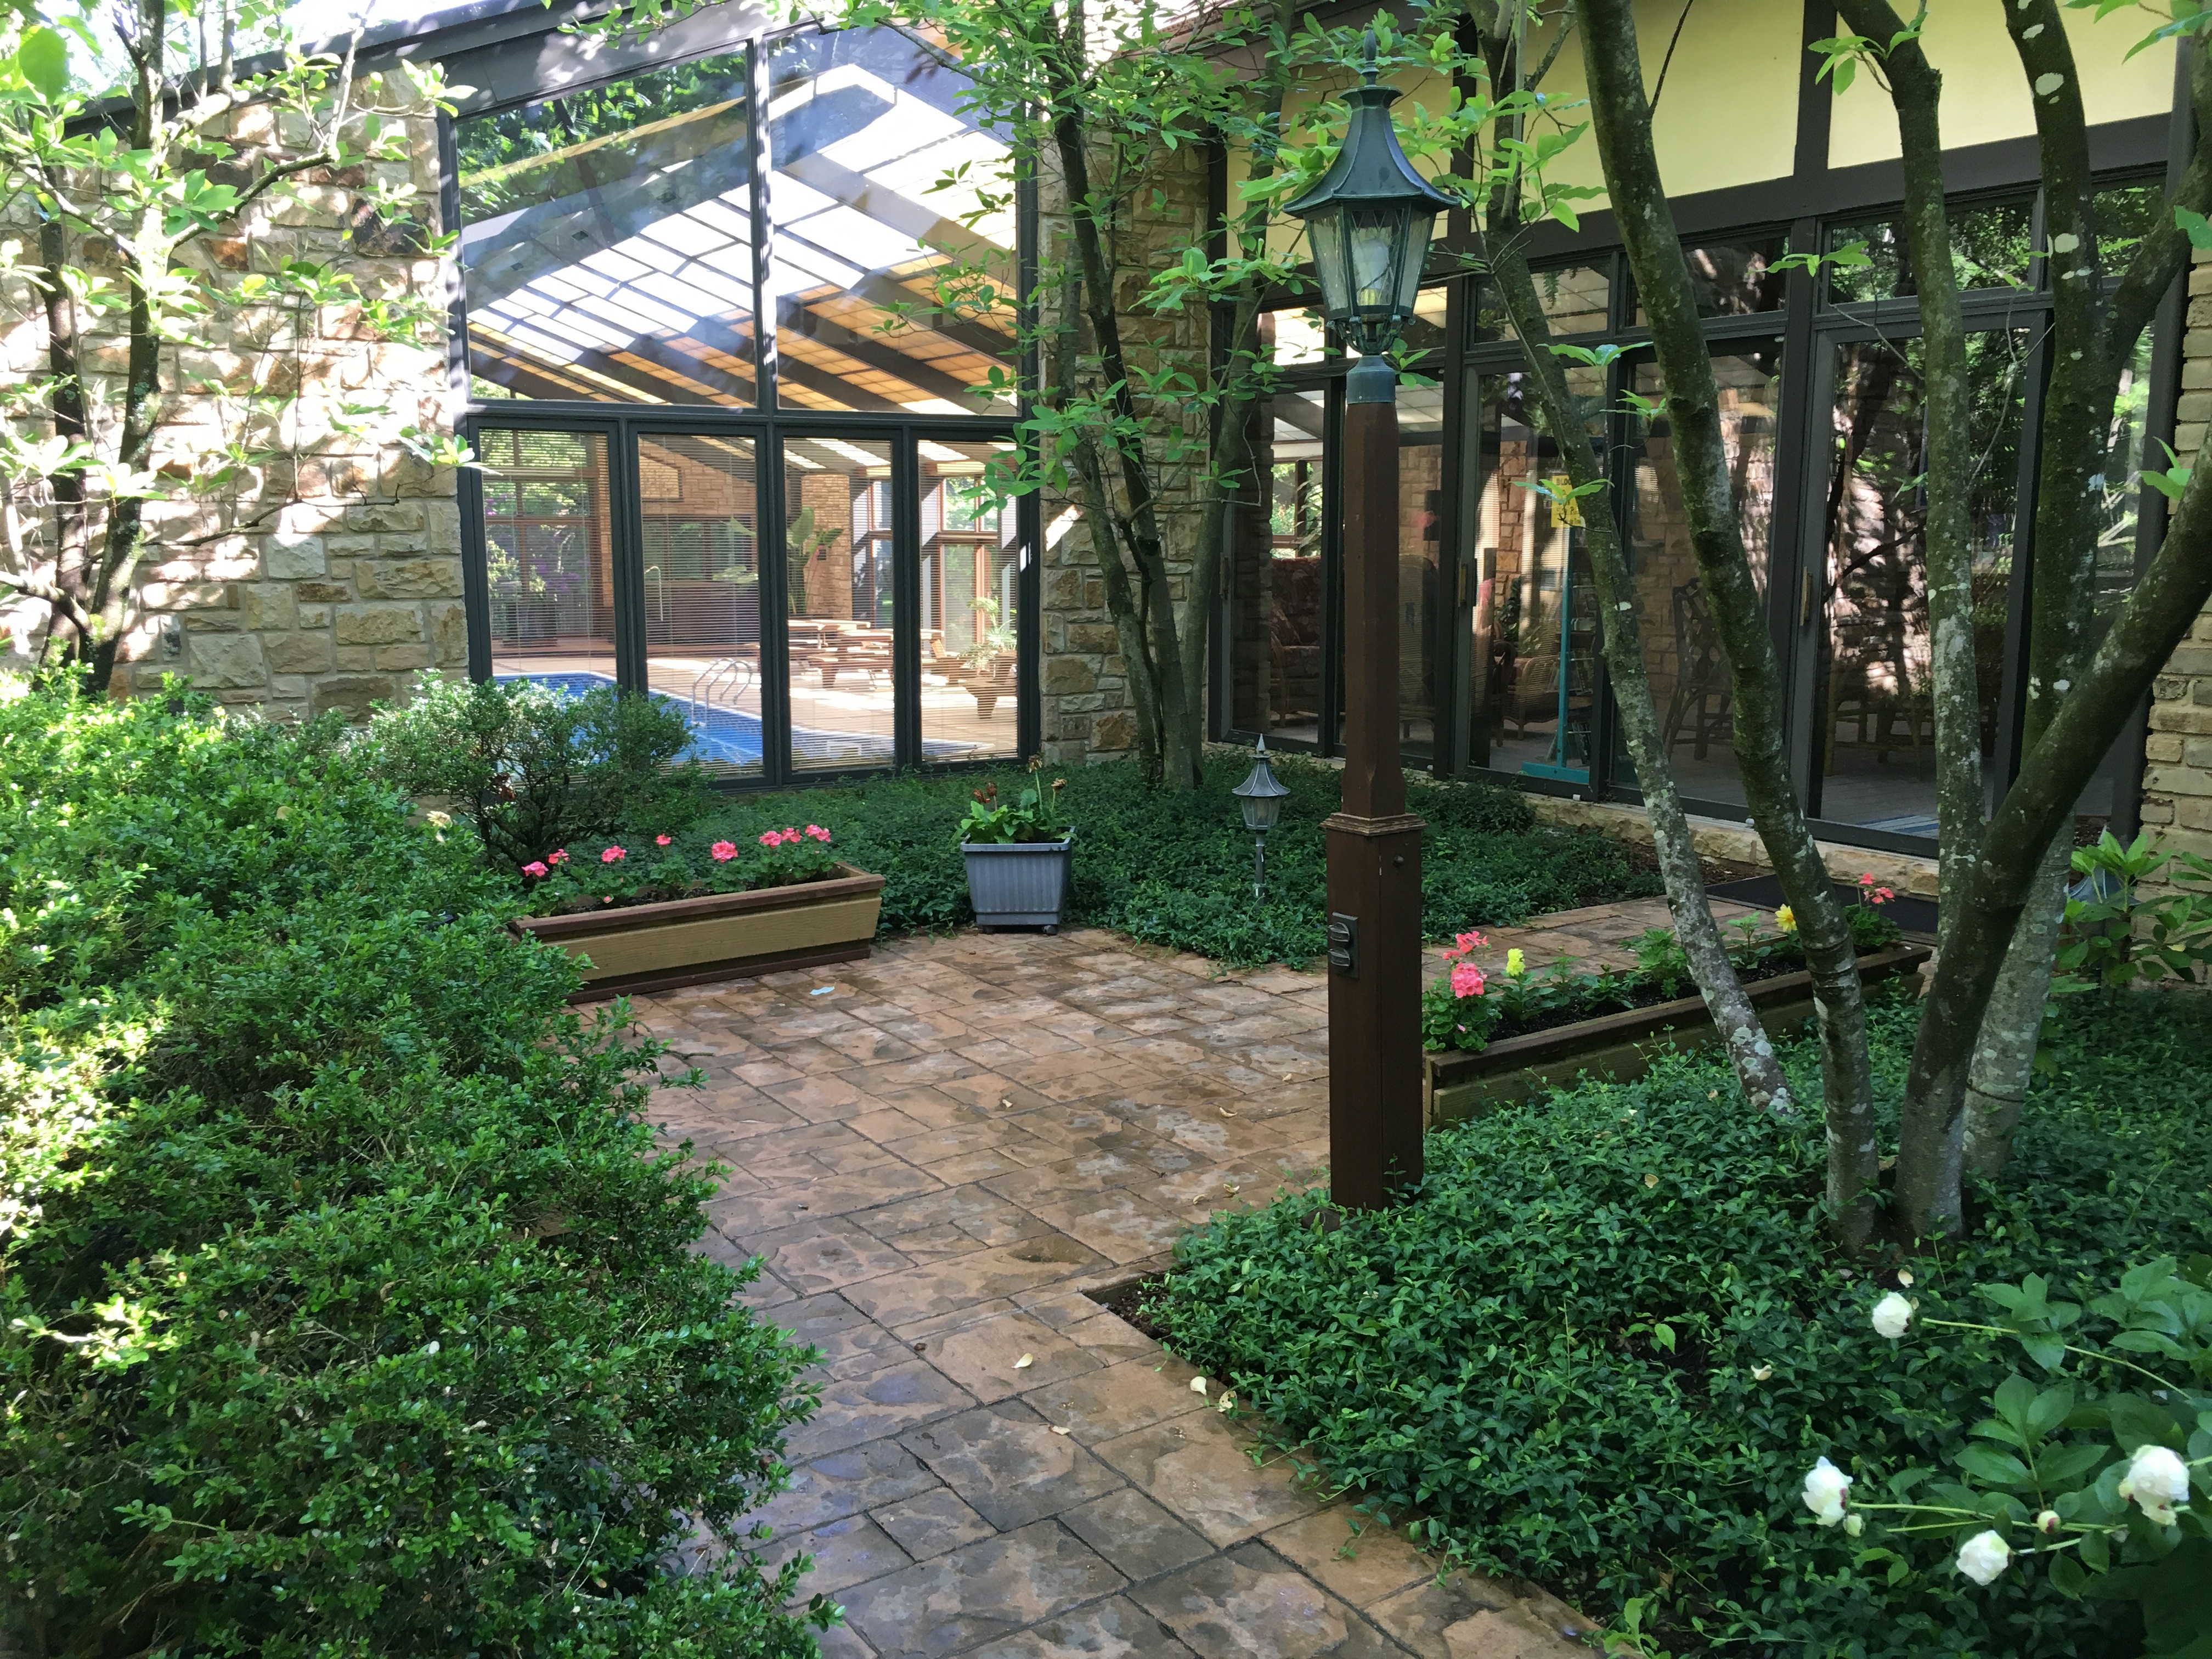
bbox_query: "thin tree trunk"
[1833,2,1983,935]
[1899,6,2212,1225]
[1483,240,1797,1118]
[1961,835,2069,1176]
[1578,0,1877,1245]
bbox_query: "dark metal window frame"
[1211,16,2181,857]
[438,14,1040,789]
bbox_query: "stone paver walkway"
[628,904,1700,1659]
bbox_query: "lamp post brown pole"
[1325,354,1424,1209]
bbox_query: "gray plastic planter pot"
[961,837,1075,932]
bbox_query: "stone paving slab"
[630,920,1647,1658]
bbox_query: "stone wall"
[0,72,465,719]
[1033,137,1214,766]
[2138,241,2212,859]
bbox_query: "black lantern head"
[1283,32,1454,364]
[1232,736,1293,834]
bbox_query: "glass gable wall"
[453,20,1030,785]
[1222,178,2173,855]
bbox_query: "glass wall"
[482,429,618,686]
[1222,169,2175,856]
[920,439,1021,759]
[637,432,764,778]
[780,436,898,769]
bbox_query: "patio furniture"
[1662,577,1733,760]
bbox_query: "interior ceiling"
[459,39,1017,414]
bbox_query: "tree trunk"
[1484,238,1797,1119]
[1578,0,1878,1245]
[1961,835,2069,1176]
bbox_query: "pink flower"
[805,825,831,843]
[521,860,549,879]
[759,831,782,848]
[1451,962,1487,998]
[548,849,570,865]
[656,833,673,847]
[1872,886,1895,905]
[1859,873,1875,887]
[710,840,738,862]
[601,845,626,864]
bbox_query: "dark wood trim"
[510,863,887,942]
[1793,1,1835,179]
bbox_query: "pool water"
[496,672,974,767]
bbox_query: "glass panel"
[1397,376,1448,761]
[2074,323,2159,827]
[1462,366,1605,778]
[482,429,618,693]
[455,55,757,405]
[1811,331,2031,836]
[1470,264,1610,342]
[1263,305,1328,367]
[921,439,1020,761]
[2096,180,2166,267]
[783,436,898,770]
[767,30,1017,414]
[636,433,763,779]
[1612,345,1782,808]
[1231,390,1327,743]
[1632,238,1788,323]
[1826,200,2035,303]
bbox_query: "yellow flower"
[1774,905,1797,934]
[1505,947,1526,978]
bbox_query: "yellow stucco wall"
[1828,1,2175,170]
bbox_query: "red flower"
[548,849,570,865]
[656,833,673,846]
[758,831,782,848]
[805,824,832,843]
[710,840,738,862]
[601,845,626,864]
[521,860,549,879]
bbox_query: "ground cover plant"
[659,749,1658,969]
[0,676,831,1658]
[1147,989,2212,1655]
[1423,890,1904,1054]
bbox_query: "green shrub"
[1147,990,2212,1656]
[0,678,830,1658]
[676,753,1657,967]
[368,676,710,871]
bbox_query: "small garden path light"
[1284,29,1452,1212]
[1231,737,1293,901]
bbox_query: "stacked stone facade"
[2139,242,2212,860]
[1032,137,1214,765]
[0,71,464,719]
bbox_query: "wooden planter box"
[510,864,885,1003]
[1423,943,1931,1128]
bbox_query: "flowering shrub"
[0,678,829,1656]
[522,825,842,916]
[1803,1260,2210,1633]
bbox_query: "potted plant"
[957,763,1074,933]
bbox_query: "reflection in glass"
[1614,347,1781,808]
[1632,239,1788,323]
[456,55,757,404]
[768,30,1017,414]
[1812,331,2029,835]
[1396,376,1447,761]
[1471,264,1610,342]
[1232,391,1327,743]
[1827,200,2034,303]
[2074,325,2158,824]
[1262,305,1328,367]
[782,436,899,769]
[921,439,1021,760]
[482,430,618,694]
[637,433,764,778]
[1463,368,1605,778]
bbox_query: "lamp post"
[1283,32,1452,1212]
[1232,737,1292,900]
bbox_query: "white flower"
[425,809,453,830]
[1803,1457,1852,1526]
[1871,1293,1914,1339]
[1843,1514,1864,1537]
[1956,1530,2012,1585]
[1751,1364,1773,1382]
[2035,1510,2061,1535]
[2117,1445,2191,1526]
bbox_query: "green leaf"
[1957,1443,2033,1487]
[1652,1322,1675,1354]
[2049,1550,2089,1600]
[2107,1394,2182,1453]
[17,24,65,100]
